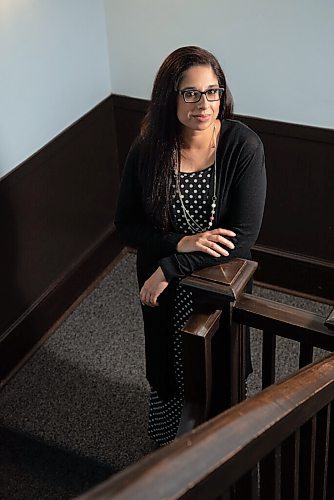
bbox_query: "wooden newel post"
[177,258,257,436]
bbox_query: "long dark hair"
[139,46,234,230]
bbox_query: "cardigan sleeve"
[158,141,266,282]
[114,141,184,257]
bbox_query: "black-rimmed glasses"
[177,87,224,103]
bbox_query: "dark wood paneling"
[253,245,334,302]
[112,94,334,302]
[112,95,148,175]
[240,115,334,262]
[0,228,123,382]
[1,93,332,380]
[0,95,122,380]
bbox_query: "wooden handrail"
[234,293,334,350]
[79,354,334,500]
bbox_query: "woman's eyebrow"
[180,84,219,90]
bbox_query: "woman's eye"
[208,89,218,95]
[184,90,196,98]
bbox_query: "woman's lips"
[192,114,211,122]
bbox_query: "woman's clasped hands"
[140,227,236,307]
[176,227,236,257]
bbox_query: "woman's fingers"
[141,294,157,307]
[209,228,236,237]
[140,289,159,307]
[208,234,235,249]
[198,241,229,257]
[199,228,237,256]
[198,244,222,257]
[139,267,169,307]
[177,230,236,254]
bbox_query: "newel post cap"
[181,258,258,305]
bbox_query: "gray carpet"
[0,252,332,499]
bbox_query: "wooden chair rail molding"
[79,354,334,500]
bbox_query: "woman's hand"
[140,267,168,307]
[176,228,236,258]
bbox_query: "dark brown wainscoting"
[253,246,334,304]
[1,93,333,381]
[112,94,148,175]
[0,95,123,382]
[112,94,334,302]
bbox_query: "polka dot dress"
[148,165,214,446]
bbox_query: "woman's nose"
[197,94,209,109]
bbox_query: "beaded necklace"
[175,125,217,233]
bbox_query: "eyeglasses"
[177,87,224,103]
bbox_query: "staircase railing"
[79,258,334,499]
[178,259,334,434]
[79,354,334,499]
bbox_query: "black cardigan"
[115,119,266,398]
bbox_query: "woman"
[115,46,266,446]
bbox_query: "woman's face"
[176,65,221,133]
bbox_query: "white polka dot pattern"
[148,166,213,446]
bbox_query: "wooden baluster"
[299,416,317,500]
[280,430,300,500]
[314,404,331,499]
[262,330,276,389]
[299,343,313,368]
[210,302,233,417]
[230,321,247,404]
[259,446,281,500]
[326,401,334,499]
[220,489,232,500]
[211,303,248,416]
[234,466,259,500]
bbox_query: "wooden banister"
[79,354,334,500]
[79,258,333,498]
[177,261,334,437]
[234,293,334,350]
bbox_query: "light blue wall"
[0,0,111,177]
[105,0,334,130]
[2,1,332,178]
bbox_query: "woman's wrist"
[176,235,188,252]
[156,266,167,281]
